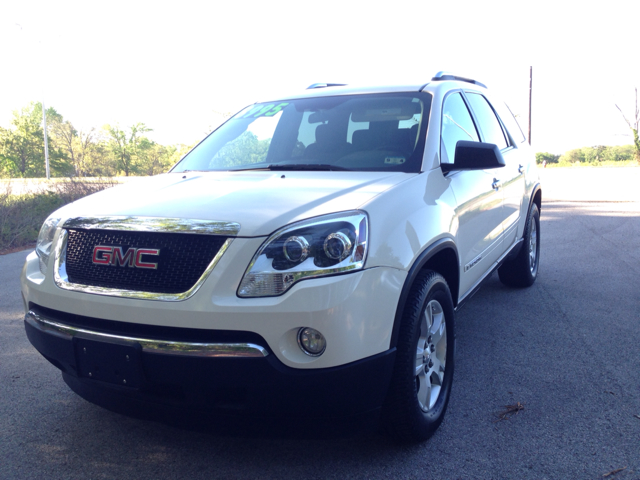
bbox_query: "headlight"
[238,211,368,297]
[36,216,61,275]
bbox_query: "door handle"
[518,164,525,174]
[492,178,501,190]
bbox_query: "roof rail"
[431,71,487,89]
[306,83,348,89]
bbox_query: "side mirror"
[441,141,506,173]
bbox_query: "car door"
[440,92,505,299]
[464,92,526,248]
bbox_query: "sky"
[1,0,638,155]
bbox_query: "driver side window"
[440,93,479,164]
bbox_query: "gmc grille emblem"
[92,246,160,269]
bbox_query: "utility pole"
[528,66,533,145]
[42,100,50,179]
[16,23,50,179]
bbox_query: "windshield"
[172,92,432,173]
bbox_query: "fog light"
[297,327,326,356]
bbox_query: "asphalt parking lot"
[2,168,639,479]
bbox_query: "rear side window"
[465,93,509,150]
[440,92,479,164]
[496,102,527,144]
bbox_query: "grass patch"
[0,179,117,253]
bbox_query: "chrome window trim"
[63,216,241,236]
[26,311,269,358]
[54,217,237,301]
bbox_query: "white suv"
[21,72,541,442]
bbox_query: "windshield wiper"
[266,164,351,171]
[228,166,271,171]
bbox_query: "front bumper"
[25,306,396,421]
[23,239,406,369]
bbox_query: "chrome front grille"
[53,216,239,301]
[65,229,229,294]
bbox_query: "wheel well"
[533,185,542,213]
[421,248,459,307]
[390,242,460,348]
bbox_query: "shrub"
[535,152,560,164]
[0,178,118,253]
[556,145,636,165]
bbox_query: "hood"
[57,171,415,236]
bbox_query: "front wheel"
[382,271,455,443]
[498,203,540,287]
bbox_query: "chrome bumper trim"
[26,310,269,358]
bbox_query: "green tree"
[616,88,640,165]
[0,102,70,177]
[603,145,635,162]
[559,148,584,164]
[210,131,270,168]
[535,152,560,165]
[104,123,152,176]
[585,145,607,163]
[557,145,636,165]
[50,120,105,177]
[137,141,177,176]
[85,139,116,176]
[1,101,209,178]
[171,143,196,165]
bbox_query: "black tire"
[382,270,455,443]
[498,203,540,288]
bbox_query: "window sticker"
[240,103,289,119]
[385,156,406,165]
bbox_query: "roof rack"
[431,71,487,89]
[306,83,348,89]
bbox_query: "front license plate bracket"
[74,337,143,388]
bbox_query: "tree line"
[536,145,637,166]
[2,101,639,177]
[538,89,640,167]
[0,102,194,178]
